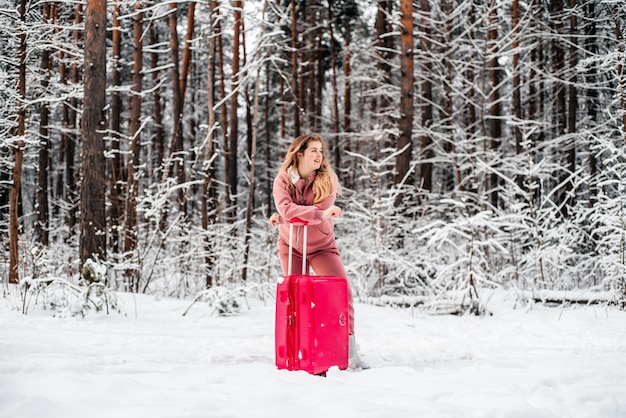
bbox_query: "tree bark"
[242,17,253,175]
[280,63,286,139]
[488,0,502,209]
[395,0,414,197]
[290,0,300,137]
[374,0,393,113]
[202,0,218,289]
[168,3,185,213]
[566,0,578,212]
[314,4,324,131]
[9,140,24,284]
[213,0,229,190]
[465,0,478,196]
[512,0,522,157]
[343,35,353,189]
[149,18,165,181]
[53,3,67,219]
[226,0,242,217]
[549,0,568,216]
[79,0,108,277]
[419,0,433,192]
[67,4,82,231]
[585,1,597,208]
[265,60,272,212]
[328,2,341,174]
[304,1,315,129]
[242,0,268,283]
[109,0,123,254]
[616,7,626,140]
[9,0,27,284]
[126,0,144,292]
[442,0,459,192]
[36,1,52,247]
[180,1,196,102]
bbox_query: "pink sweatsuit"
[273,170,355,335]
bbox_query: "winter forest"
[1,0,626,316]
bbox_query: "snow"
[1,290,626,418]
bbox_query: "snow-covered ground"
[1,289,625,418]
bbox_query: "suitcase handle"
[288,218,308,276]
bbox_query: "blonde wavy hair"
[280,134,341,204]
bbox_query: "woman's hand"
[269,213,281,227]
[321,205,342,220]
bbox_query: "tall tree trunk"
[0,160,8,223]
[265,59,272,212]
[279,63,286,139]
[550,0,566,138]
[149,19,165,181]
[110,0,123,254]
[528,2,540,152]
[566,0,578,211]
[615,4,626,308]
[242,73,260,282]
[373,0,394,189]
[36,1,52,247]
[52,2,65,218]
[343,34,353,189]
[442,0,459,192]
[297,7,308,132]
[168,3,185,213]
[213,0,229,220]
[585,1,598,208]
[9,143,24,284]
[511,0,526,197]
[188,61,200,214]
[290,0,300,137]
[419,0,433,192]
[328,3,341,175]
[512,0,522,157]
[80,0,108,277]
[528,1,546,206]
[202,0,218,289]
[488,0,502,209]
[616,7,626,137]
[304,0,315,130]
[242,0,268,283]
[374,0,393,113]
[314,5,324,131]
[395,0,414,200]
[242,17,253,174]
[180,1,198,215]
[549,0,567,216]
[126,0,144,292]
[9,0,27,284]
[67,4,82,232]
[465,0,478,195]
[180,1,196,102]
[227,0,242,218]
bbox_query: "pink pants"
[278,241,355,335]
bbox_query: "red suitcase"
[275,219,349,374]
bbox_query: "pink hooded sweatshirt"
[273,168,337,253]
[273,168,355,335]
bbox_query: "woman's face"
[297,140,323,175]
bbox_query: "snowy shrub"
[81,258,107,283]
[182,283,274,317]
[20,277,122,318]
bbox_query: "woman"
[270,133,366,369]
